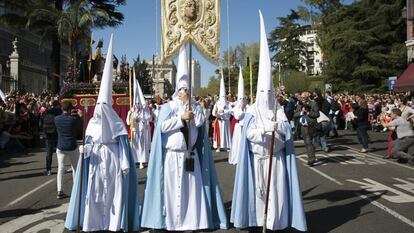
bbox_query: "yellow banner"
[161,0,220,63]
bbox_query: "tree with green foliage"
[0,0,125,92]
[197,76,221,97]
[268,10,310,71]
[217,42,260,96]
[133,56,153,95]
[319,0,406,92]
[25,0,112,66]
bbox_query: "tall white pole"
[278,62,281,87]
[227,0,231,95]
[155,0,158,54]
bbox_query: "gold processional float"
[60,0,221,128]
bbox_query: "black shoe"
[57,191,67,199]
[307,161,315,167]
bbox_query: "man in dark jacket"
[54,101,81,199]
[327,93,341,137]
[294,92,320,166]
[42,100,62,176]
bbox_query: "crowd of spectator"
[0,89,413,166]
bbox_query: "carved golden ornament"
[80,98,96,107]
[62,99,78,107]
[161,0,220,63]
[116,97,130,106]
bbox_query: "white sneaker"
[360,148,367,153]
[139,163,144,169]
[216,149,220,152]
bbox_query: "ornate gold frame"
[161,0,221,63]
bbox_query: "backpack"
[43,112,56,134]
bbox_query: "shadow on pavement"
[0,171,45,182]
[304,190,383,233]
[0,160,37,169]
[0,204,61,219]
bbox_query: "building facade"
[405,0,414,63]
[0,2,69,93]
[146,56,201,98]
[191,59,201,94]
[299,25,323,76]
[147,56,176,98]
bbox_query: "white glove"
[258,127,265,135]
[79,145,85,154]
[264,121,278,132]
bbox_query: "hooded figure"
[212,73,232,152]
[230,11,307,231]
[65,34,140,232]
[141,46,228,231]
[126,68,152,169]
[228,66,246,164]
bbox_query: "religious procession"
[0,0,413,233]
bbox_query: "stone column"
[406,39,414,63]
[9,38,19,91]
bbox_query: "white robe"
[160,100,209,231]
[126,107,151,163]
[212,103,231,150]
[82,140,130,232]
[246,109,289,230]
[229,103,245,164]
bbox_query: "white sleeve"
[246,122,267,143]
[161,114,184,133]
[142,108,152,122]
[275,117,287,136]
[126,110,132,126]
[212,104,218,116]
[192,105,206,127]
[119,140,130,175]
[83,143,93,159]
[233,105,245,120]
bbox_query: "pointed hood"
[133,67,146,108]
[252,11,276,127]
[237,65,245,101]
[173,46,189,99]
[216,71,228,109]
[85,34,127,143]
[97,34,114,104]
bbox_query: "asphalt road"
[0,129,413,233]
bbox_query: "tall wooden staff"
[249,56,253,105]
[76,103,88,233]
[186,44,193,171]
[129,67,134,143]
[262,93,278,233]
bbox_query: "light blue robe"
[65,135,140,232]
[231,113,307,231]
[140,103,228,230]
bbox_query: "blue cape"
[230,113,307,231]
[140,103,228,230]
[65,135,140,232]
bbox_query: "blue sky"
[92,0,319,87]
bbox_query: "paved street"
[0,129,413,233]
